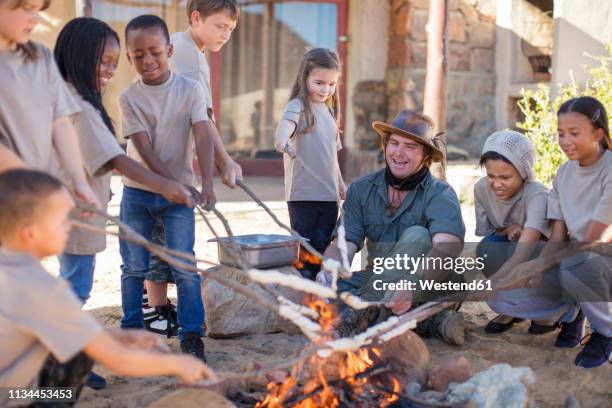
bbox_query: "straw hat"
[372,109,445,162]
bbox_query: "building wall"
[345,0,388,151]
[495,0,554,130]
[388,0,497,156]
[551,0,612,86]
[343,0,389,180]
[344,0,498,181]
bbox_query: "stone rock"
[388,92,417,117]
[419,390,447,402]
[449,11,466,43]
[428,356,473,392]
[386,74,417,94]
[410,10,428,41]
[377,331,430,386]
[409,0,430,10]
[410,72,425,91]
[469,99,493,124]
[477,0,497,23]
[475,77,495,96]
[444,364,535,408]
[410,41,427,68]
[148,389,236,408]
[353,80,387,151]
[467,21,495,48]
[471,48,494,72]
[202,265,304,337]
[449,43,470,71]
[448,112,474,141]
[459,0,479,26]
[393,4,413,37]
[388,37,412,68]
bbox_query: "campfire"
[256,298,407,407]
[292,250,322,271]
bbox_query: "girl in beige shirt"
[0,0,98,208]
[274,48,346,280]
[538,96,611,368]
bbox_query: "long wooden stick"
[236,179,351,275]
[71,218,280,314]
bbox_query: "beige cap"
[482,130,536,181]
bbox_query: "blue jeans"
[59,254,96,304]
[119,187,203,339]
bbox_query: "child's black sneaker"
[86,371,107,390]
[555,310,585,348]
[180,333,206,363]
[143,300,178,338]
[574,332,611,369]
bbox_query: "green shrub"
[516,44,612,186]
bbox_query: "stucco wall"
[551,0,612,86]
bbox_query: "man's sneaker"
[180,333,206,363]
[555,310,586,348]
[485,315,525,334]
[574,332,611,368]
[86,371,107,390]
[417,310,465,346]
[332,306,380,337]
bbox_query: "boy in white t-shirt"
[119,15,215,362]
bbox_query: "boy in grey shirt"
[119,15,215,361]
[0,170,215,406]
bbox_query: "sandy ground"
[42,173,611,408]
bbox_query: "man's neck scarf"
[384,164,429,191]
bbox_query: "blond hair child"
[0,0,98,208]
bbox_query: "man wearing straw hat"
[319,109,466,346]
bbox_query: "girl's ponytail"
[558,96,611,150]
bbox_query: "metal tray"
[208,234,301,269]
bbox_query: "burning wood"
[257,349,402,407]
[256,297,428,407]
[293,250,322,270]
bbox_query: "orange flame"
[257,298,402,407]
[293,249,322,270]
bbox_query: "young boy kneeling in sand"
[0,170,215,405]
